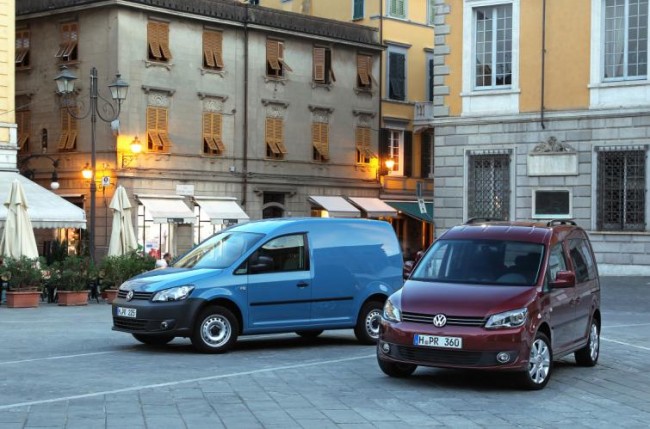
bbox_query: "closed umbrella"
[0,179,39,259]
[107,186,138,256]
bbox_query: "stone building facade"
[16,0,383,258]
[429,0,650,275]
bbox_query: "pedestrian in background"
[163,252,172,266]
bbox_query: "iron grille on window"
[468,153,510,220]
[597,150,646,231]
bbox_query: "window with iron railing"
[597,149,646,231]
[467,153,511,220]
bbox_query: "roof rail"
[546,219,577,227]
[465,217,504,224]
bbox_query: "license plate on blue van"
[414,334,462,349]
[116,307,137,318]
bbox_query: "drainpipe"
[242,3,250,206]
[378,0,383,141]
[540,0,547,129]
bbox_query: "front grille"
[402,311,485,327]
[396,345,484,365]
[117,290,154,300]
[113,317,148,330]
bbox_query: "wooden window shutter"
[278,41,292,73]
[265,117,279,154]
[148,22,162,59]
[213,113,225,152]
[203,113,217,151]
[57,109,69,150]
[267,39,281,71]
[214,31,224,68]
[159,22,172,60]
[357,55,370,86]
[157,108,171,149]
[203,32,216,68]
[312,123,321,152]
[65,108,78,149]
[17,111,30,149]
[274,118,287,153]
[320,123,329,159]
[313,47,325,82]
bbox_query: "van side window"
[248,234,308,274]
[568,239,595,282]
[547,244,567,282]
[568,238,597,282]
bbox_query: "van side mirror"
[250,255,274,274]
[550,270,575,288]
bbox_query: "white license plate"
[116,307,137,318]
[414,334,462,349]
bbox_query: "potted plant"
[51,256,95,306]
[100,251,156,303]
[0,256,44,308]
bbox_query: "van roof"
[442,222,561,244]
[227,217,385,235]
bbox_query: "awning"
[308,196,360,218]
[194,197,249,225]
[347,197,397,218]
[386,200,434,222]
[136,195,196,224]
[0,171,86,229]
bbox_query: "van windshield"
[173,232,264,269]
[411,239,545,286]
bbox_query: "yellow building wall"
[446,1,463,117]
[446,0,590,117]
[0,0,15,128]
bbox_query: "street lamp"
[54,66,129,262]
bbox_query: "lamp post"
[54,66,129,262]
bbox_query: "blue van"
[111,218,404,353]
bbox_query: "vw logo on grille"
[432,314,447,327]
[126,290,134,301]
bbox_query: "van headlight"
[152,285,195,302]
[383,298,402,323]
[485,308,528,329]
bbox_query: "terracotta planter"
[103,289,119,304]
[57,290,88,306]
[6,290,41,308]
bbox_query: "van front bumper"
[378,319,530,371]
[111,297,204,337]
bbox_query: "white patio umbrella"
[107,185,138,256]
[0,179,39,259]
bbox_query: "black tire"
[132,333,174,346]
[519,331,553,390]
[575,319,600,367]
[191,306,239,354]
[354,300,384,344]
[296,330,324,339]
[377,357,417,378]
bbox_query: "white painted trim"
[589,0,650,108]
[531,188,573,219]
[462,0,520,116]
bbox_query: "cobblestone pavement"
[0,276,649,428]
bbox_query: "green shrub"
[99,251,156,290]
[49,255,96,291]
[0,256,44,290]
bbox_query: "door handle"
[296,281,309,288]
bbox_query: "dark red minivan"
[377,219,601,389]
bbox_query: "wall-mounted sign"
[176,184,194,196]
[167,218,185,224]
